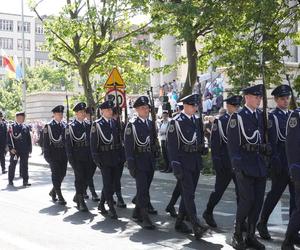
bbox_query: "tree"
[30,0,152,108]
[150,0,239,97]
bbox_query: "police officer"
[8,111,32,187]
[65,102,89,212]
[0,111,7,174]
[112,107,126,208]
[283,108,300,250]
[257,85,296,240]
[43,105,68,205]
[90,100,124,219]
[84,106,100,202]
[203,95,242,228]
[167,93,207,240]
[227,85,268,250]
[124,96,157,229]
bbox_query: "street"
[0,146,295,250]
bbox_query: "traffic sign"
[105,88,126,108]
[104,68,125,88]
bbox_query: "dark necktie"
[253,111,257,121]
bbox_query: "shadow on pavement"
[91,217,129,234]
[39,204,70,216]
[63,210,97,225]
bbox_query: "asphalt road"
[0,149,296,250]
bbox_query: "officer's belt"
[135,146,151,153]
[74,141,87,148]
[241,143,261,152]
[99,144,121,152]
[180,144,201,153]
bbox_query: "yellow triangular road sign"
[104,68,125,88]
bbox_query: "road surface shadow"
[91,216,129,234]
[63,210,97,225]
[39,204,70,216]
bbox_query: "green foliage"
[0,79,22,120]
[26,64,74,93]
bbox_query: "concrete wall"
[26,91,72,122]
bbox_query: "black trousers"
[8,153,29,183]
[235,170,266,225]
[135,169,154,209]
[114,163,124,193]
[72,160,89,195]
[260,169,295,221]
[168,180,181,206]
[0,149,5,171]
[86,161,97,190]
[50,159,67,191]
[178,167,200,223]
[101,165,119,203]
[206,168,239,212]
[161,140,169,170]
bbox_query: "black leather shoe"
[117,199,127,208]
[175,220,192,234]
[140,208,155,230]
[231,233,246,250]
[257,222,271,240]
[165,205,178,218]
[2,170,7,174]
[245,236,265,250]
[98,202,108,214]
[57,198,67,206]
[132,207,142,222]
[193,223,207,240]
[203,210,217,228]
[8,181,14,186]
[91,195,100,202]
[23,182,31,187]
[49,188,58,202]
[148,203,158,215]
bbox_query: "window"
[0,37,13,50]
[35,24,44,34]
[17,39,31,51]
[0,19,13,31]
[18,57,31,66]
[35,41,46,52]
[17,21,31,33]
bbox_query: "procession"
[1,0,300,249]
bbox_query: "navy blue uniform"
[167,112,204,224]
[283,109,300,247]
[227,107,267,226]
[8,122,32,184]
[205,113,238,215]
[124,117,155,209]
[65,120,90,196]
[0,119,7,173]
[259,108,295,224]
[43,120,68,194]
[90,117,123,204]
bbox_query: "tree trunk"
[79,65,96,109]
[181,39,198,98]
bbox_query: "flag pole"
[21,0,26,112]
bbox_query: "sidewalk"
[7,146,289,196]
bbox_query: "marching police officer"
[124,96,157,229]
[84,106,100,202]
[227,85,268,250]
[65,102,90,212]
[0,111,7,174]
[112,107,126,208]
[203,95,242,228]
[257,85,296,240]
[8,111,32,187]
[167,94,207,240]
[43,105,68,205]
[283,108,300,250]
[90,100,124,219]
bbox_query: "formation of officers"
[0,83,299,250]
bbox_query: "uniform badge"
[230,119,237,128]
[91,125,96,133]
[289,117,297,128]
[168,124,175,133]
[125,126,132,135]
[43,126,48,134]
[268,119,272,128]
[212,123,218,131]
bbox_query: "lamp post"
[21,0,26,112]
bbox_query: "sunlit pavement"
[0,146,295,250]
